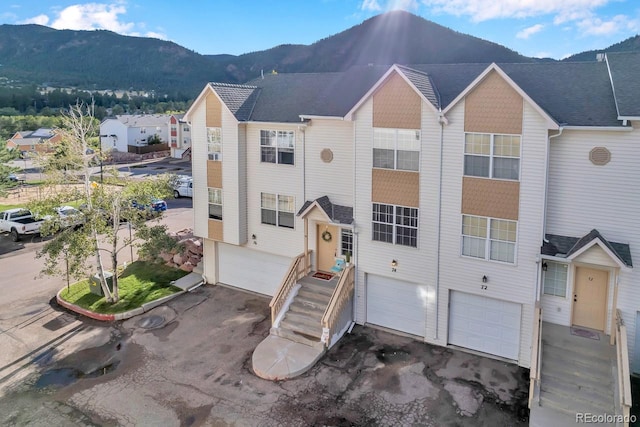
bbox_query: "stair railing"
[614,309,632,426]
[321,264,355,347]
[528,302,542,408]
[269,251,312,325]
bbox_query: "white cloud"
[18,14,50,25]
[361,0,382,11]
[50,2,134,33]
[533,51,552,58]
[516,23,544,39]
[361,0,419,11]
[421,0,610,22]
[577,14,640,36]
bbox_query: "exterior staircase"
[272,276,337,347]
[531,322,617,426]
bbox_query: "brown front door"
[573,266,609,331]
[317,224,338,272]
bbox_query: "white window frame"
[372,203,418,248]
[373,128,421,171]
[463,133,521,181]
[341,229,353,257]
[208,188,222,221]
[261,193,295,229]
[260,130,295,165]
[543,261,569,297]
[207,127,222,161]
[461,214,517,264]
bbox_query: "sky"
[1,0,639,60]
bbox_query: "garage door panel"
[218,244,290,296]
[448,291,521,360]
[367,274,427,337]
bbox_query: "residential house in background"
[185,52,640,420]
[6,128,62,156]
[99,114,191,158]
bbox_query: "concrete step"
[541,355,614,385]
[297,289,331,305]
[289,300,326,317]
[542,344,613,375]
[280,318,322,340]
[301,281,336,296]
[271,326,322,347]
[540,388,615,419]
[283,311,322,329]
[540,373,614,407]
[542,337,614,362]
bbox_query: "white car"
[55,206,85,229]
[173,178,193,198]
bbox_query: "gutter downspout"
[536,126,564,302]
[434,110,448,341]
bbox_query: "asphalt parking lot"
[0,285,529,426]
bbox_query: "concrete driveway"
[0,284,529,426]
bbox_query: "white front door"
[366,274,427,337]
[448,291,521,360]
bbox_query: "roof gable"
[543,230,632,270]
[605,52,640,119]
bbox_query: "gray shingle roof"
[542,230,632,267]
[209,83,259,122]
[116,114,170,127]
[396,65,440,109]
[297,196,353,225]
[606,52,640,118]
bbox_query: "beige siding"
[207,161,223,188]
[464,71,523,135]
[436,101,548,367]
[373,72,421,129]
[371,169,419,207]
[461,177,519,220]
[208,219,223,241]
[547,126,640,369]
[354,97,441,342]
[206,92,222,128]
[304,120,354,206]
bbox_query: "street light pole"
[99,141,103,184]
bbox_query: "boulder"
[179,261,194,272]
[172,254,183,265]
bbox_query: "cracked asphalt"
[0,285,529,426]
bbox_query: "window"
[464,133,520,180]
[140,128,147,134]
[207,127,222,161]
[260,130,294,165]
[341,229,353,256]
[461,215,516,263]
[183,126,190,132]
[543,262,568,297]
[372,203,418,247]
[208,188,222,220]
[373,128,420,171]
[261,193,294,228]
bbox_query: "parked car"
[0,209,45,241]
[55,206,85,229]
[7,173,19,182]
[173,178,193,198]
[132,198,167,219]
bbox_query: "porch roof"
[542,229,632,268]
[297,196,353,225]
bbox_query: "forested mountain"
[0,10,637,99]
[0,11,531,95]
[562,35,640,62]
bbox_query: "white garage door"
[366,274,427,337]
[218,244,291,296]
[448,291,521,360]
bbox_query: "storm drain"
[137,315,166,329]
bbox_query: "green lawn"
[59,261,187,314]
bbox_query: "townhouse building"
[6,128,62,155]
[184,52,640,411]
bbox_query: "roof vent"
[590,147,611,165]
[596,53,606,62]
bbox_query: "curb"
[56,287,186,322]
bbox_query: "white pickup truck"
[0,209,45,241]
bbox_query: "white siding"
[436,101,549,367]
[541,264,574,326]
[221,108,242,245]
[245,123,304,259]
[353,99,440,343]
[190,101,208,240]
[547,126,640,370]
[304,120,354,206]
[99,120,127,152]
[573,245,620,268]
